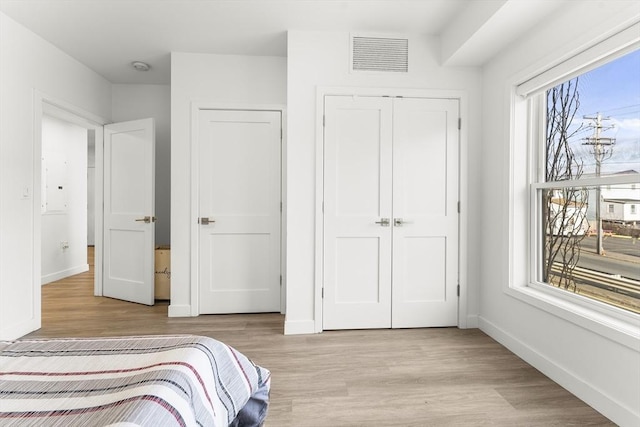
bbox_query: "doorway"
[34,97,158,334]
[38,100,106,298]
[40,113,92,284]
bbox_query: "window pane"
[540,185,640,314]
[545,50,640,181]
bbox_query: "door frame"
[315,87,470,332]
[190,102,287,316]
[34,92,109,316]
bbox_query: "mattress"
[0,335,270,426]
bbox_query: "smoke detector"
[131,61,151,71]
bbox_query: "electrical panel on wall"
[350,34,409,73]
[41,151,68,213]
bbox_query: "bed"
[0,334,270,426]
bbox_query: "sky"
[565,49,640,176]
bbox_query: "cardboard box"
[154,245,171,300]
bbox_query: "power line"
[583,104,640,116]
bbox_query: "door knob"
[135,216,155,223]
[375,218,390,227]
[394,218,404,227]
[199,217,215,225]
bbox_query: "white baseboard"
[41,264,89,285]
[0,318,40,341]
[168,304,192,317]
[284,319,316,335]
[479,316,638,427]
[464,314,479,328]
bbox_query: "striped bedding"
[0,335,270,426]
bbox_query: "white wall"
[622,203,639,222]
[41,115,88,284]
[479,2,640,426]
[285,31,482,333]
[112,84,171,245]
[0,12,112,340]
[170,52,287,316]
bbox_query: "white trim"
[314,91,325,333]
[458,94,470,329]
[189,102,201,316]
[93,128,104,297]
[532,174,640,190]
[189,102,287,318]
[42,265,89,285]
[465,314,479,328]
[167,304,192,317]
[479,316,639,427]
[280,110,288,315]
[40,96,108,128]
[504,285,639,350]
[315,86,469,332]
[284,319,316,335]
[504,35,640,350]
[527,94,542,300]
[34,91,108,318]
[317,86,468,100]
[31,91,43,335]
[0,319,41,342]
[516,22,640,98]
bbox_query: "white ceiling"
[0,0,568,84]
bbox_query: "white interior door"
[323,96,459,330]
[391,98,459,327]
[103,118,155,305]
[198,109,281,314]
[323,96,393,329]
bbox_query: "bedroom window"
[529,48,640,314]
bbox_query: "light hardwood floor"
[27,253,614,426]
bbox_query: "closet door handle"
[375,218,390,227]
[135,216,155,223]
[394,218,404,227]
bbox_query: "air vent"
[351,36,409,73]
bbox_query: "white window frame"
[506,24,640,350]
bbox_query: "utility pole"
[582,112,615,255]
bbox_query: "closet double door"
[323,95,459,330]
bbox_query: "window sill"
[505,283,640,351]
